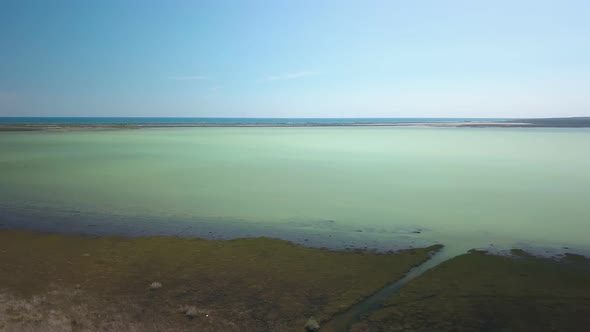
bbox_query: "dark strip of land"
[1,117,590,131]
[507,116,590,127]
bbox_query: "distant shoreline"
[1,117,589,131]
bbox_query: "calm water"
[1,127,589,253]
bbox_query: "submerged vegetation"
[0,230,439,331]
[353,250,590,331]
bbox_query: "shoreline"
[0,229,440,331]
[1,117,590,131]
[1,229,588,331]
[0,122,565,132]
[3,205,589,259]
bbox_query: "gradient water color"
[1,127,589,253]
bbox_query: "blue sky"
[1,0,589,118]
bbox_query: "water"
[0,117,507,125]
[323,247,452,331]
[1,127,590,253]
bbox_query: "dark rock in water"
[510,248,534,258]
[317,220,338,230]
[355,229,363,232]
[392,226,428,234]
[304,317,320,331]
[468,248,488,254]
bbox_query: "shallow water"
[1,127,589,252]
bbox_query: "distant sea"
[0,117,508,125]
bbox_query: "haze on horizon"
[1,0,589,119]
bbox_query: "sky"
[1,0,589,118]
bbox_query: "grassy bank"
[352,249,590,332]
[0,230,440,331]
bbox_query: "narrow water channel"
[321,246,459,331]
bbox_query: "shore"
[1,230,589,331]
[0,230,440,332]
[1,117,590,131]
[352,249,590,332]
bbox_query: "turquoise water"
[1,127,589,252]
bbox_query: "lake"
[1,127,589,254]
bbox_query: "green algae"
[0,230,439,331]
[353,250,590,332]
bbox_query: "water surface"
[1,127,589,252]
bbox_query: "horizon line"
[0,116,523,119]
